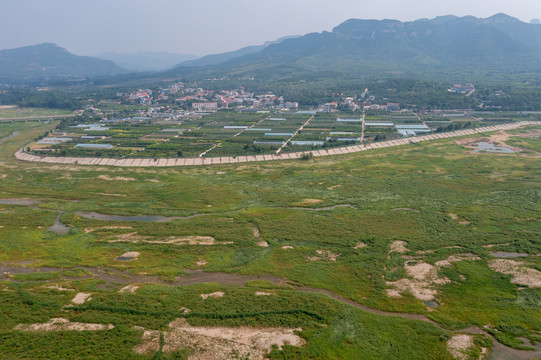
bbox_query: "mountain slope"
[169,14,541,80]
[174,36,299,68]
[0,43,128,81]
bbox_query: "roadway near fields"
[14,121,539,167]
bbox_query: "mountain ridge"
[0,43,128,81]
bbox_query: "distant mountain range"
[168,13,541,80]
[0,43,128,81]
[174,36,299,68]
[96,51,198,72]
[2,14,541,83]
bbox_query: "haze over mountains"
[2,14,541,83]
[95,52,198,72]
[0,43,127,81]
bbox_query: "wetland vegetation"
[0,119,539,359]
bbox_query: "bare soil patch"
[72,292,92,304]
[200,291,225,300]
[15,318,114,332]
[195,259,208,267]
[97,175,136,181]
[295,198,324,206]
[387,255,485,301]
[84,226,133,233]
[282,246,294,249]
[250,223,261,238]
[449,213,471,225]
[255,292,274,296]
[109,233,227,246]
[447,334,474,360]
[390,240,408,254]
[307,250,340,262]
[327,185,342,190]
[45,284,75,292]
[387,262,449,301]
[354,242,367,249]
[119,252,140,260]
[119,285,140,293]
[489,259,541,287]
[134,319,304,360]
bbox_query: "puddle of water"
[424,301,440,308]
[47,211,70,235]
[115,257,135,261]
[0,199,40,207]
[76,212,184,222]
[474,142,515,153]
[490,252,530,258]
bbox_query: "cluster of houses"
[124,84,299,112]
[449,83,475,94]
[318,100,401,113]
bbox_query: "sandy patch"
[200,291,225,300]
[134,319,304,359]
[390,241,408,254]
[449,213,471,225]
[45,284,75,292]
[295,198,324,206]
[0,174,7,179]
[447,334,474,360]
[146,179,160,183]
[250,223,261,238]
[327,185,342,191]
[385,289,402,298]
[119,252,140,259]
[84,226,133,233]
[435,254,481,267]
[110,234,227,246]
[386,262,449,301]
[387,255,484,300]
[489,259,541,287]
[255,292,274,296]
[97,175,135,181]
[119,285,140,294]
[258,241,269,247]
[15,318,113,332]
[307,249,340,262]
[97,193,128,197]
[354,242,367,249]
[72,292,92,304]
[196,259,208,267]
[216,171,226,175]
[282,246,294,249]
[483,243,511,248]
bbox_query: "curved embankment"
[14,121,539,167]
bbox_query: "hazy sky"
[1,0,540,56]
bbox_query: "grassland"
[0,120,539,359]
[0,106,72,119]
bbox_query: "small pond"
[474,142,515,153]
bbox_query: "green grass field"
[0,106,72,119]
[0,121,539,359]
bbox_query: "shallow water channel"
[474,142,515,153]
[1,264,540,359]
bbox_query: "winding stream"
[0,264,539,359]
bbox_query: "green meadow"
[0,120,539,359]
